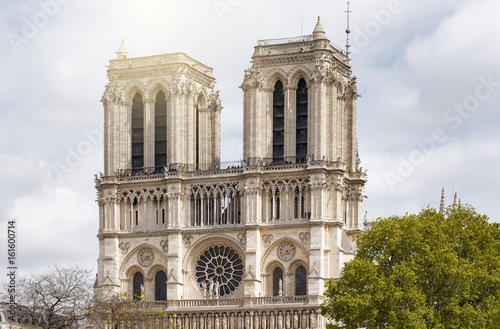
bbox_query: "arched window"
[131,93,144,172]
[272,267,283,296]
[296,79,308,163]
[155,91,167,172]
[155,271,167,301]
[295,265,307,296]
[132,272,143,301]
[195,104,200,170]
[273,81,284,162]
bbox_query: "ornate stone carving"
[160,239,168,252]
[183,235,194,247]
[237,232,247,246]
[299,232,310,244]
[119,242,130,254]
[138,248,154,267]
[240,68,263,89]
[262,234,274,248]
[277,242,296,262]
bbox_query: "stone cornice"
[108,65,215,88]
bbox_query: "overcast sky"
[1,0,499,276]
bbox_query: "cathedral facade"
[95,18,366,329]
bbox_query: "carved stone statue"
[309,312,316,328]
[293,311,299,329]
[269,312,275,329]
[215,280,221,298]
[209,278,215,298]
[202,281,208,298]
[285,311,290,329]
[277,312,283,329]
[222,313,228,329]
[262,312,267,329]
[245,312,251,329]
[215,313,220,329]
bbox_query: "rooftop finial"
[312,16,326,40]
[453,192,458,208]
[345,1,352,57]
[439,187,445,215]
[116,38,128,60]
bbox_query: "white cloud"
[1,0,499,275]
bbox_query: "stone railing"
[144,296,324,310]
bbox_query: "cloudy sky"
[1,0,499,276]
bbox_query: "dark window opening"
[296,78,308,163]
[131,93,144,172]
[155,91,167,172]
[273,81,284,162]
[155,271,167,301]
[133,272,143,301]
[195,105,200,170]
[295,265,307,296]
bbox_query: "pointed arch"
[145,78,170,102]
[264,68,287,89]
[288,66,312,87]
[119,244,169,279]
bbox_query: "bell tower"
[241,17,360,173]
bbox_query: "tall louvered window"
[296,79,308,163]
[195,105,200,169]
[155,91,167,172]
[131,93,144,172]
[273,81,284,161]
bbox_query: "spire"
[439,188,445,215]
[453,192,458,208]
[116,38,128,60]
[312,16,326,40]
[345,1,352,57]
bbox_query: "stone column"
[243,227,261,297]
[166,233,183,299]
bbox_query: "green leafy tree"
[321,206,500,329]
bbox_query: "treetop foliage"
[321,205,500,329]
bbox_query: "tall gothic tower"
[95,18,366,329]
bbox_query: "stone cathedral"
[95,18,367,329]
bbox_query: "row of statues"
[164,310,319,329]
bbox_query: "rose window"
[195,245,244,297]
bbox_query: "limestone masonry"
[95,18,367,329]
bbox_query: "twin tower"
[96,18,366,329]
